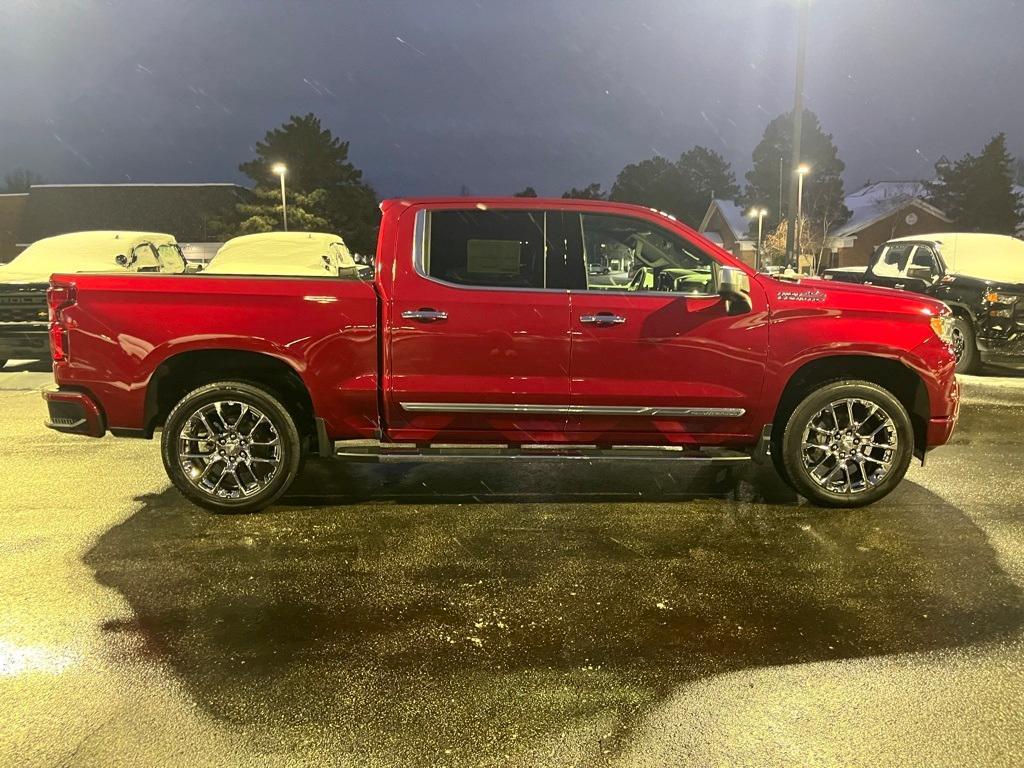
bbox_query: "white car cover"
[0,231,179,283]
[891,232,1024,284]
[204,232,357,277]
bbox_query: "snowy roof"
[831,181,948,238]
[699,199,751,241]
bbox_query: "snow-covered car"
[203,232,360,277]
[0,230,185,366]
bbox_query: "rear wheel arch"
[771,355,930,459]
[144,349,316,440]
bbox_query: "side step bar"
[332,439,753,464]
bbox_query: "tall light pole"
[272,163,288,231]
[785,0,810,266]
[750,207,768,271]
[796,164,810,269]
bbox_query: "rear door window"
[424,210,552,289]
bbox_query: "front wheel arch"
[769,355,929,465]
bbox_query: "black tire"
[161,381,303,513]
[951,315,980,374]
[0,359,7,369]
[780,380,914,508]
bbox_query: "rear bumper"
[0,324,49,360]
[42,385,106,437]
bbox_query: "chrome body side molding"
[399,402,745,418]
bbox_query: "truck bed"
[50,272,381,438]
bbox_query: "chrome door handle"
[402,309,448,322]
[580,313,626,325]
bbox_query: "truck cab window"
[425,210,547,289]
[871,243,913,278]
[580,213,715,295]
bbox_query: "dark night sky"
[3,0,1023,197]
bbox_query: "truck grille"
[0,284,48,323]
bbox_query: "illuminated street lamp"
[795,164,810,267]
[750,207,768,271]
[272,163,288,231]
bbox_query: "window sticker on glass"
[466,239,521,274]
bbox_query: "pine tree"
[927,134,1023,234]
[513,186,538,197]
[742,109,850,237]
[237,113,379,253]
[234,187,331,235]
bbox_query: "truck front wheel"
[950,316,980,374]
[779,381,914,508]
[161,381,303,513]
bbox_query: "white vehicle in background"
[203,232,362,278]
[0,230,185,366]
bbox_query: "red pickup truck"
[43,197,959,512]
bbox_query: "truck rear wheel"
[160,381,303,513]
[779,380,913,508]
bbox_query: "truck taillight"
[47,282,77,363]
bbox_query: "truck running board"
[332,439,753,464]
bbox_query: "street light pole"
[785,0,810,266]
[796,165,809,269]
[750,207,767,271]
[272,163,288,231]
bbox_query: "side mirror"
[718,265,752,315]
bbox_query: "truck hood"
[758,275,949,317]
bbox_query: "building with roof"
[696,199,757,265]
[698,181,955,272]
[1,183,252,264]
[824,181,953,268]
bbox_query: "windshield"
[156,243,187,274]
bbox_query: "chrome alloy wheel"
[800,397,898,495]
[176,400,282,499]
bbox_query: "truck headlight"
[930,315,954,344]
[984,291,1019,318]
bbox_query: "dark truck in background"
[822,233,1024,373]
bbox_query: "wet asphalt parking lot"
[1,362,1023,767]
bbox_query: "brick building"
[698,181,956,272]
[823,182,954,268]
